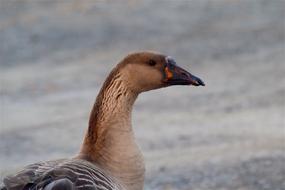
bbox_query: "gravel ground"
[0,1,285,189]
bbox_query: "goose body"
[1,52,204,190]
[3,159,123,190]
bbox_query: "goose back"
[1,159,124,190]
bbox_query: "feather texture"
[2,159,123,190]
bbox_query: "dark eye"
[148,59,156,66]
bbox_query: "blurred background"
[0,0,284,189]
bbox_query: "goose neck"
[79,74,144,190]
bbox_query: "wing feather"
[1,159,124,190]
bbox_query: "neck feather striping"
[79,67,144,190]
[88,71,128,140]
[81,67,138,156]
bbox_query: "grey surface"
[1,1,285,189]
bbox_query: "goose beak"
[164,56,205,86]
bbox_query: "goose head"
[116,51,205,93]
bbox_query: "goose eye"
[148,60,156,66]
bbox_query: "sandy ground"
[0,1,285,189]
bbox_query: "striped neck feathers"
[79,67,145,190]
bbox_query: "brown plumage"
[1,51,204,190]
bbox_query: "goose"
[1,51,205,190]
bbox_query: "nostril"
[181,72,188,77]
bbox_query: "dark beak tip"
[198,80,205,86]
[192,77,205,86]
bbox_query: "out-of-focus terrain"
[0,1,284,189]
